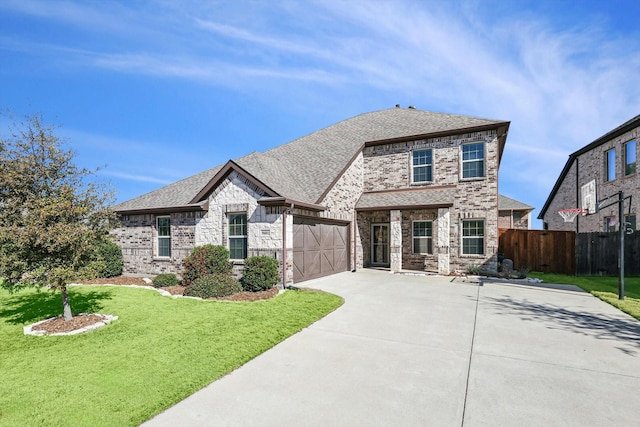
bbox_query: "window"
[462,142,485,179]
[157,217,171,257]
[462,219,484,255]
[606,148,616,181]
[625,140,636,175]
[412,149,433,183]
[228,213,247,259]
[625,215,636,232]
[603,217,616,232]
[412,221,433,254]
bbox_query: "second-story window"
[606,148,616,181]
[412,149,433,183]
[462,142,485,179]
[625,140,636,176]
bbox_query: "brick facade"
[541,122,639,232]
[114,113,508,281]
[114,211,202,276]
[358,130,500,273]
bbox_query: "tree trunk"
[61,284,73,321]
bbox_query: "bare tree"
[0,113,117,321]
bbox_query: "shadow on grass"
[486,296,640,353]
[0,288,113,325]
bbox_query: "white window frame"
[625,140,636,176]
[228,212,248,260]
[461,142,485,179]
[411,148,433,183]
[412,221,433,254]
[462,219,485,255]
[606,148,616,181]
[156,216,171,258]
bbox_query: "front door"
[371,224,390,266]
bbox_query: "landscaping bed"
[32,276,281,335]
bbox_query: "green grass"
[528,272,640,321]
[0,286,343,427]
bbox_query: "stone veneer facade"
[541,123,639,232]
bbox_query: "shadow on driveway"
[485,295,640,350]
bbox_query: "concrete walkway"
[142,269,640,426]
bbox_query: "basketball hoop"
[558,208,587,223]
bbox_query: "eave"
[258,197,326,212]
[116,202,209,216]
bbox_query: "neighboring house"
[538,114,639,232]
[498,195,534,229]
[113,107,510,285]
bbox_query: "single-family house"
[538,114,639,232]
[498,195,534,230]
[113,107,510,285]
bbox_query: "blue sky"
[2,0,640,228]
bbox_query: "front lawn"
[0,286,343,427]
[528,272,640,321]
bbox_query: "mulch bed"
[30,276,281,335]
[32,314,107,335]
[79,276,279,301]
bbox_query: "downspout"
[352,210,357,272]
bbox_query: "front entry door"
[371,224,390,266]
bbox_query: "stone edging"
[24,314,119,336]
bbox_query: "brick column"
[390,209,402,272]
[437,208,450,274]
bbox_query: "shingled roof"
[115,107,508,213]
[356,187,455,210]
[498,194,534,212]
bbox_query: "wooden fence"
[576,231,640,276]
[498,229,576,275]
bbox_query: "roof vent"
[395,104,401,108]
[408,105,416,109]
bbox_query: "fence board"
[499,229,576,275]
[576,232,640,276]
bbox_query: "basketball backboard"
[581,180,597,214]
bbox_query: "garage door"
[293,218,349,282]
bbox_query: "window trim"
[412,220,433,255]
[411,148,433,184]
[461,219,485,256]
[156,216,171,258]
[228,212,248,260]
[461,142,486,180]
[625,140,636,176]
[605,148,616,182]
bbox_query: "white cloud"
[99,170,174,185]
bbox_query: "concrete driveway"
[142,269,640,426]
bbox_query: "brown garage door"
[293,218,349,282]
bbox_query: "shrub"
[183,274,242,298]
[242,256,278,292]
[96,239,123,278]
[152,273,179,288]
[465,263,481,275]
[182,245,233,286]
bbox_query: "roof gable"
[190,160,280,204]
